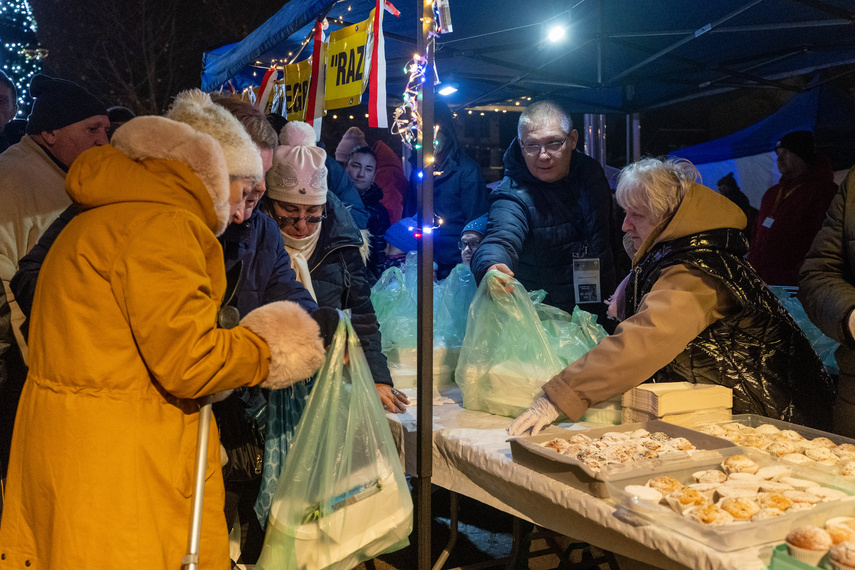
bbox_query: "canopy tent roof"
[201,0,855,114]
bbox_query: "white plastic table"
[387,386,773,570]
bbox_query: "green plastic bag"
[370,266,418,351]
[530,290,608,367]
[256,311,413,570]
[455,271,566,417]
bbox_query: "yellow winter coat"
[0,117,325,569]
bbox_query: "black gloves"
[310,307,339,347]
[350,312,380,340]
[310,308,379,348]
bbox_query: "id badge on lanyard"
[573,255,601,304]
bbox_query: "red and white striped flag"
[304,20,326,138]
[369,0,396,128]
[255,67,279,112]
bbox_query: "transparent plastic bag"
[530,290,607,367]
[455,271,566,417]
[256,311,413,570]
[769,286,840,375]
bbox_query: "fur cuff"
[240,301,326,389]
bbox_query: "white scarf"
[281,224,322,302]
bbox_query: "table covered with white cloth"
[387,386,774,570]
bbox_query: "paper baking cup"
[831,560,855,570]
[786,542,828,566]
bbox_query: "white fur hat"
[266,121,328,206]
[167,89,263,184]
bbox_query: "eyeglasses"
[519,137,567,156]
[272,209,326,227]
[457,239,481,251]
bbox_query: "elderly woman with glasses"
[260,121,406,411]
[509,157,835,436]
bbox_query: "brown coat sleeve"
[543,264,736,420]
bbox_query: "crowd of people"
[0,68,852,567]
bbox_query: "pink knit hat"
[334,126,368,162]
[266,121,328,206]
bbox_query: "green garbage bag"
[256,311,413,570]
[455,271,566,417]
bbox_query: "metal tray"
[509,420,735,498]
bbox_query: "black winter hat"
[26,74,107,135]
[775,130,815,164]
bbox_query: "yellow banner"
[324,11,373,110]
[282,58,314,121]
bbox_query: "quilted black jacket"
[626,228,835,429]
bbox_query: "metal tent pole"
[416,1,435,569]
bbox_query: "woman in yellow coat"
[0,91,327,569]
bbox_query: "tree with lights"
[0,0,43,116]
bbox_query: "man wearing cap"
[747,130,838,286]
[459,214,487,266]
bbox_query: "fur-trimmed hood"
[66,116,232,235]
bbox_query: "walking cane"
[182,262,243,570]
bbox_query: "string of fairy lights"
[1,0,43,115]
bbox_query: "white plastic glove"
[508,394,561,436]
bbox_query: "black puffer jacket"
[471,140,617,319]
[307,193,392,385]
[360,183,391,285]
[627,228,835,430]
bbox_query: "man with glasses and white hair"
[471,100,618,323]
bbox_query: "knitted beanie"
[266,121,328,206]
[463,214,488,236]
[384,216,419,253]
[26,74,107,134]
[167,89,262,182]
[334,126,367,162]
[776,130,815,164]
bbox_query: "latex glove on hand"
[508,394,561,436]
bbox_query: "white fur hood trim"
[111,116,232,235]
[240,301,326,389]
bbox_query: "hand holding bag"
[256,310,413,570]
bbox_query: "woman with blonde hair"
[510,157,834,436]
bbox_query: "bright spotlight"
[547,26,566,42]
[438,85,458,96]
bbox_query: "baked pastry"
[807,487,849,501]
[786,526,832,565]
[668,437,696,451]
[812,436,838,449]
[784,490,822,506]
[780,477,820,491]
[755,465,792,481]
[667,488,710,513]
[766,440,799,458]
[805,446,838,463]
[830,541,855,568]
[751,507,785,521]
[721,454,759,474]
[647,475,683,495]
[739,434,771,451]
[727,472,763,483]
[759,481,794,493]
[779,453,815,466]
[755,424,781,436]
[715,486,758,500]
[698,424,726,437]
[757,492,792,511]
[691,504,734,525]
[542,438,571,454]
[623,484,663,504]
[779,429,807,442]
[687,483,719,500]
[719,497,760,520]
[827,525,855,545]
[693,469,727,484]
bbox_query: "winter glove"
[507,394,561,436]
[350,312,380,347]
[311,307,340,347]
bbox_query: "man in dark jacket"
[471,100,617,323]
[748,130,837,286]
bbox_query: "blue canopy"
[201,0,855,113]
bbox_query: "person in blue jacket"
[404,101,488,278]
[470,100,618,325]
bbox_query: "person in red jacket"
[747,130,838,286]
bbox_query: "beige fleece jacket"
[543,182,747,421]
